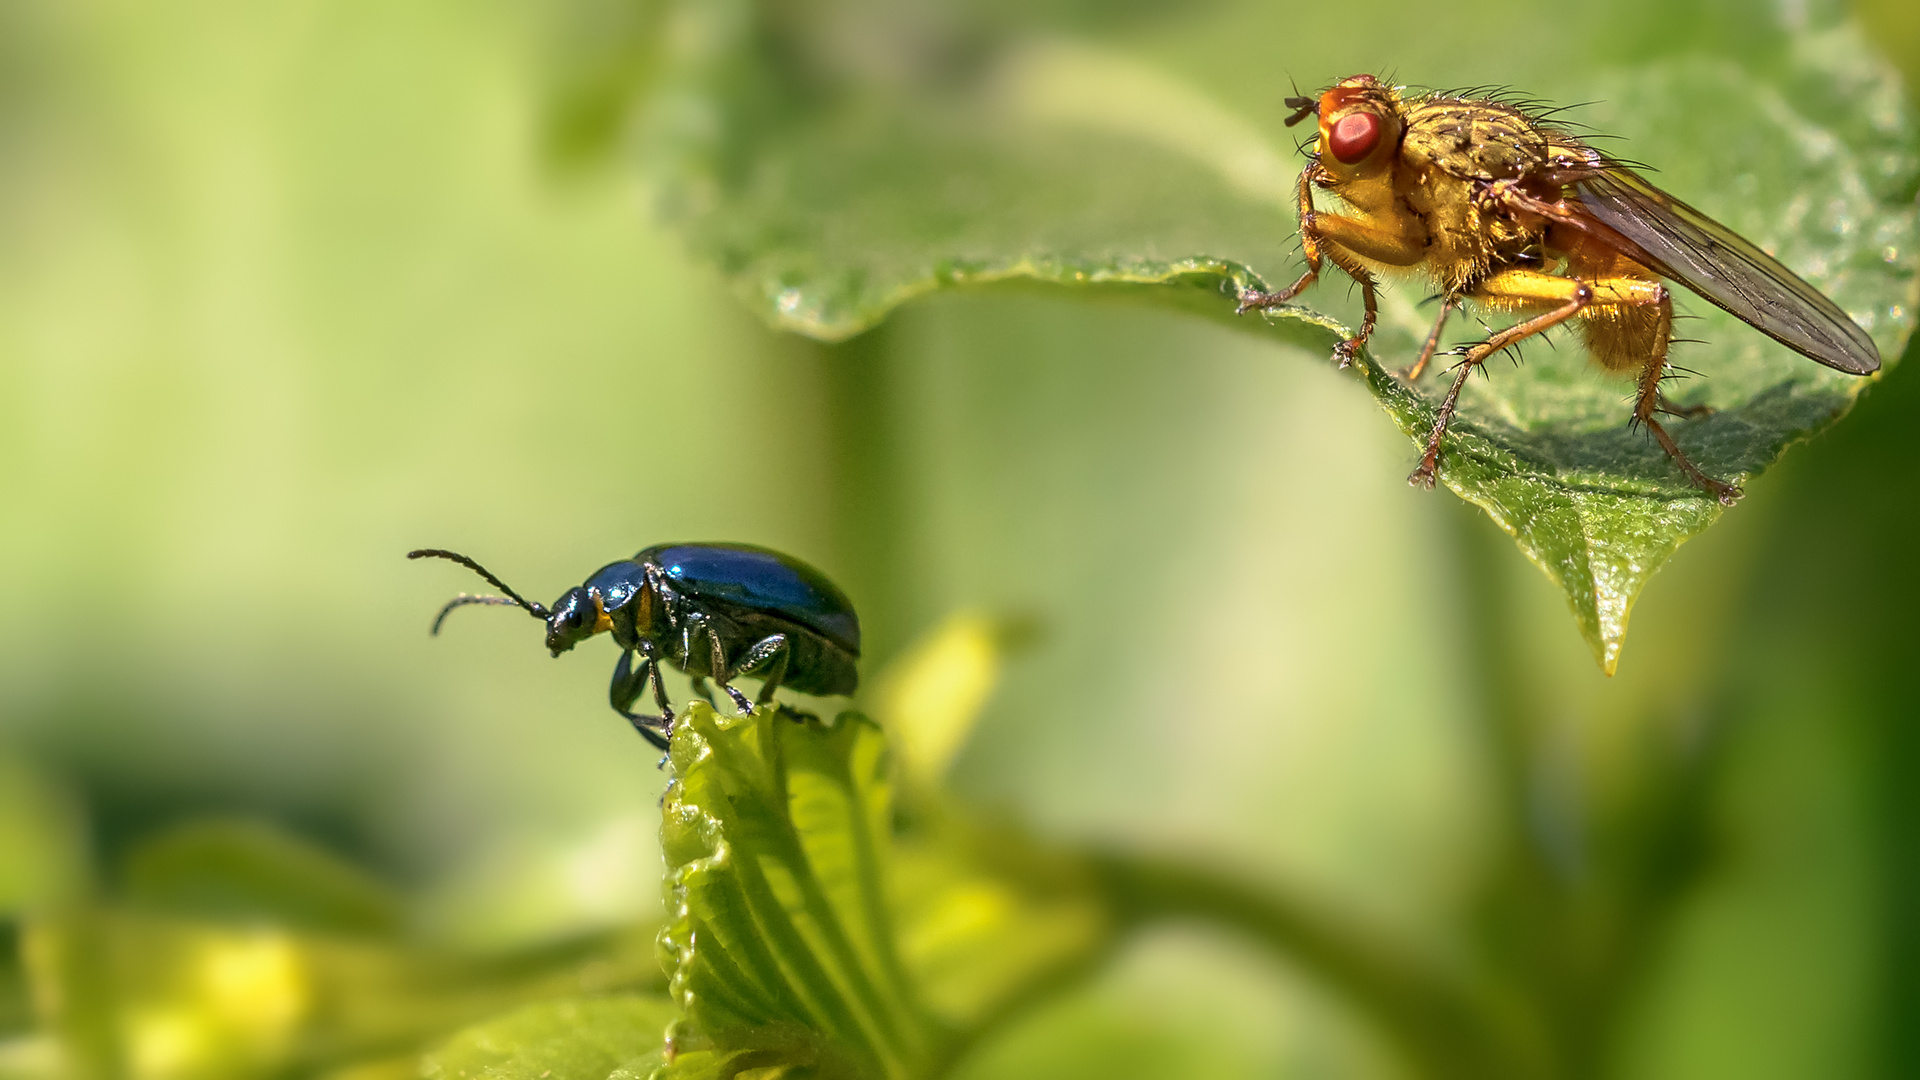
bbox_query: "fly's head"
[1298,74,1402,183]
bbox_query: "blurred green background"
[3,1,1919,1078]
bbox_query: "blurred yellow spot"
[129,1009,206,1080]
[195,932,306,1030]
[872,613,1004,783]
[902,881,1017,959]
[129,930,309,1080]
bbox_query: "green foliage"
[659,705,934,1079]
[121,820,404,935]
[423,997,678,1080]
[656,703,1109,1080]
[3,801,665,1080]
[607,0,1919,668]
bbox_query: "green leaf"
[120,819,404,935]
[658,704,1110,1080]
[865,611,1035,786]
[424,996,677,1080]
[620,0,1917,670]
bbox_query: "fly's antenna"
[408,549,550,633]
[1283,77,1318,127]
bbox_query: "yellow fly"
[1239,75,1879,504]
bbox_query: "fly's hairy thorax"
[1394,97,1557,293]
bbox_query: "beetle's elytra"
[410,543,860,750]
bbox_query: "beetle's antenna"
[428,594,523,635]
[408,549,550,624]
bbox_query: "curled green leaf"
[657,705,1110,1080]
[424,997,677,1080]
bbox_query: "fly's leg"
[1237,165,1329,314]
[732,635,793,707]
[609,647,671,751]
[1331,268,1379,369]
[1412,359,1476,489]
[1655,393,1713,420]
[1411,274,1594,489]
[1586,271,1740,502]
[1474,180,1740,500]
[1403,298,1458,381]
[1638,360,1741,505]
[1238,164,1426,367]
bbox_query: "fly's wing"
[1568,160,1880,374]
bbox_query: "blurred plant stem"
[21,907,124,1080]
[1444,501,1722,1080]
[1089,849,1530,1080]
[821,324,916,669]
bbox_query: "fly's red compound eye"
[1329,112,1382,164]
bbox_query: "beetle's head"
[544,585,610,656]
[1290,74,1400,181]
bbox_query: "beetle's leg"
[1412,272,1593,489]
[1403,297,1457,381]
[677,617,696,674]
[680,612,732,707]
[633,639,676,719]
[609,648,670,751]
[733,635,793,707]
[720,683,753,713]
[694,617,755,715]
[610,647,648,712]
